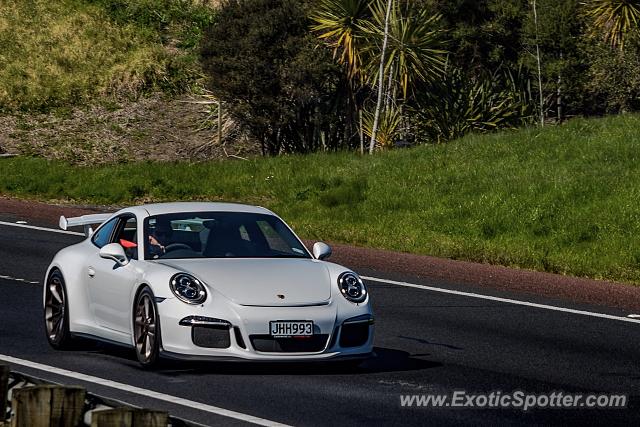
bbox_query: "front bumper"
[157,297,374,361]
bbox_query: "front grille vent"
[249,334,329,352]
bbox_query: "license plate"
[269,321,313,338]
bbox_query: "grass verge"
[2,114,640,284]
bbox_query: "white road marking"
[0,354,290,427]
[1,219,638,325]
[0,274,39,284]
[0,220,84,236]
[628,314,640,319]
[362,276,640,324]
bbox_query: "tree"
[313,0,446,152]
[368,0,393,154]
[582,36,640,113]
[311,0,373,152]
[366,1,446,152]
[362,1,446,100]
[422,0,526,74]
[520,0,584,122]
[580,1,640,114]
[311,0,372,82]
[584,0,640,50]
[201,0,346,155]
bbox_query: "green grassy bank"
[2,114,640,284]
[0,0,212,112]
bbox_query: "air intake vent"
[192,325,231,348]
[339,322,369,348]
[250,335,328,352]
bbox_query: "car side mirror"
[312,242,332,260]
[99,243,129,266]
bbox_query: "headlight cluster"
[170,273,207,305]
[338,272,367,303]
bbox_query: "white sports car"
[44,202,374,367]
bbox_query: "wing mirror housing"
[312,242,332,260]
[99,243,129,266]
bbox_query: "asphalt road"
[0,218,639,426]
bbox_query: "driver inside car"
[148,220,173,258]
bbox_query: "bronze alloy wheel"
[44,270,72,348]
[134,288,160,366]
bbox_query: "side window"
[115,216,138,260]
[116,217,137,243]
[91,218,118,249]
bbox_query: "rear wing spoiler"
[59,213,112,237]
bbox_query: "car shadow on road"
[86,341,442,376]
[149,347,442,376]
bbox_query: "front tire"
[44,270,74,349]
[133,287,161,368]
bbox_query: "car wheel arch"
[131,284,163,367]
[45,265,64,286]
[131,284,152,325]
[130,284,163,347]
[44,267,68,315]
[43,267,76,349]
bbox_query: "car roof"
[120,202,275,217]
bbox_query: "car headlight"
[338,272,367,303]
[170,273,207,305]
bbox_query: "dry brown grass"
[0,95,259,165]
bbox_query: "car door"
[86,215,139,335]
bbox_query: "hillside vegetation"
[0,0,213,112]
[0,0,238,162]
[2,114,640,284]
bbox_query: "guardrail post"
[91,408,132,427]
[91,408,168,427]
[0,364,8,426]
[132,409,168,427]
[11,385,85,427]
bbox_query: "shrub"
[412,67,535,143]
[200,0,348,155]
[582,37,640,114]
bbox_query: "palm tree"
[313,0,447,153]
[312,0,374,152]
[311,0,372,81]
[367,0,393,154]
[363,1,446,100]
[363,0,446,153]
[583,0,640,50]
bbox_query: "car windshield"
[143,211,311,260]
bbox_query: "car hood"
[156,258,332,306]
